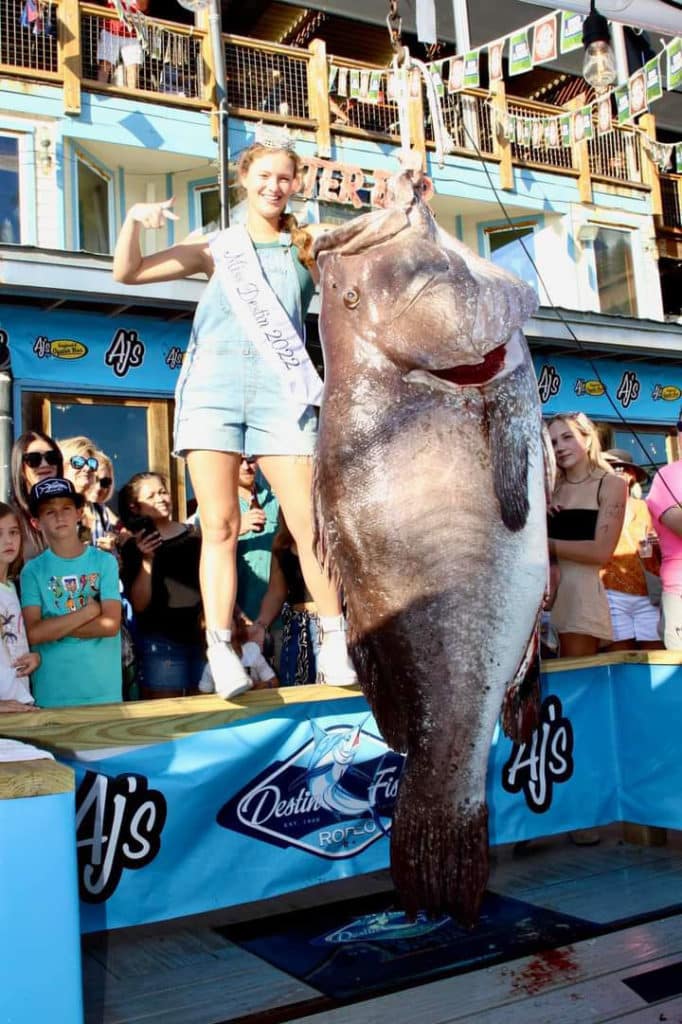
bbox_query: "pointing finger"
[162,209,180,221]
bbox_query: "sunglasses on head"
[70,455,99,472]
[22,449,60,470]
[97,476,113,489]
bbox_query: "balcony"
[0,0,660,200]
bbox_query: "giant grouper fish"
[312,170,552,927]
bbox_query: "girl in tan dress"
[547,414,627,658]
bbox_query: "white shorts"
[97,29,142,67]
[606,590,660,642]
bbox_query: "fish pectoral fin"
[501,611,542,744]
[487,397,530,532]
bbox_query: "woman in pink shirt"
[646,450,682,649]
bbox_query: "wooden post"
[639,113,663,217]
[408,67,426,170]
[568,95,592,205]
[197,9,218,140]
[58,0,82,115]
[308,40,331,159]
[491,79,513,191]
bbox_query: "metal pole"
[610,22,629,85]
[0,373,12,501]
[452,0,471,54]
[207,0,230,229]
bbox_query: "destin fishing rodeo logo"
[216,719,404,859]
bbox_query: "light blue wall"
[0,791,83,1024]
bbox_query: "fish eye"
[343,288,360,309]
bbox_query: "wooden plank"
[610,995,682,1021]
[58,0,82,115]
[0,757,73,798]
[286,918,682,1024]
[0,685,361,753]
[83,939,319,1024]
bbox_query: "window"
[21,392,186,516]
[610,426,673,484]
[77,156,111,254]
[0,135,20,244]
[594,228,637,317]
[197,185,220,230]
[486,223,537,287]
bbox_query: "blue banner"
[0,306,190,396]
[533,354,682,424]
[55,662,682,934]
[2,303,682,426]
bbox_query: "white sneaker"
[197,662,215,694]
[207,642,252,700]
[316,624,358,687]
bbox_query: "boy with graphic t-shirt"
[20,478,122,707]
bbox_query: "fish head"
[314,172,538,387]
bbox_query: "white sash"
[209,226,324,407]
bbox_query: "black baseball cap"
[29,477,85,517]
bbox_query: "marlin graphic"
[314,910,450,946]
[305,721,369,817]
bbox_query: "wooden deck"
[82,827,682,1024]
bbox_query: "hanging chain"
[386,0,403,58]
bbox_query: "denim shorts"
[174,335,318,458]
[136,634,206,695]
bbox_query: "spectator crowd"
[1,411,681,712]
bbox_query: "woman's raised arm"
[113,198,210,285]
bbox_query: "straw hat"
[603,448,649,484]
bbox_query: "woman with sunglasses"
[60,436,101,544]
[87,451,123,552]
[10,431,64,560]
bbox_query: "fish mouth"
[403,330,527,391]
[431,343,507,386]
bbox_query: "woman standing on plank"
[113,134,357,698]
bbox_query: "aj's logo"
[536,364,560,404]
[502,695,573,813]
[165,346,185,370]
[217,720,404,859]
[75,770,167,903]
[105,328,144,378]
[33,336,51,358]
[616,371,640,409]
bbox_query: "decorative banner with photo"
[488,38,505,82]
[645,55,663,104]
[559,10,584,54]
[667,37,682,90]
[560,113,571,147]
[532,13,558,66]
[448,55,465,93]
[429,61,445,97]
[359,69,370,100]
[615,83,630,124]
[349,69,360,99]
[545,118,559,148]
[368,71,382,103]
[676,143,682,174]
[337,66,348,97]
[597,96,612,135]
[464,51,480,89]
[628,68,648,118]
[509,28,532,76]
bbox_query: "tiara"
[253,121,298,151]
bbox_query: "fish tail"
[391,772,489,927]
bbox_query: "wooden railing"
[0,0,660,198]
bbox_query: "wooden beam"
[407,67,426,170]
[0,759,74,800]
[197,9,218,140]
[58,0,82,116]
[639,113,663,217]
[491,80,513,191]
[568,95,592,205]
[308,39,331,160]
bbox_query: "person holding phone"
[119,471,204,699]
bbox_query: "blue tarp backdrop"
[59,661,682,934]
[1,304,682,424]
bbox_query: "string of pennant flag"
[327,9,682,173]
